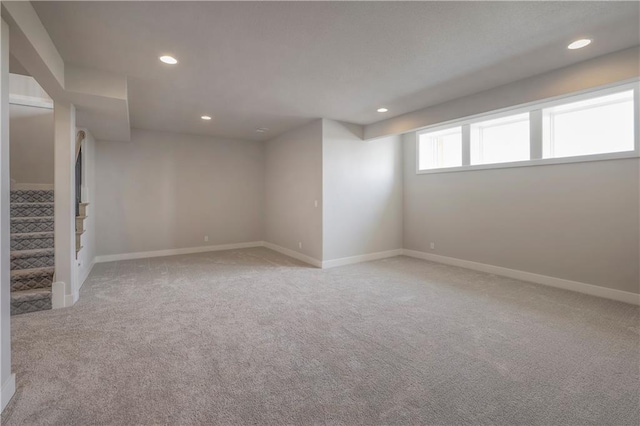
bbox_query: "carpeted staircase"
[10,190,55,315]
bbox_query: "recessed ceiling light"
[377,108,389,113]
[567,39,591,50]
[201,115,212,120]
[159,55,178,64]
[256,128,269,133]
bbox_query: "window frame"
[415,80,640,175]
[469,112,531,166]
[417,126,463,170]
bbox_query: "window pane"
[470,113,530,165]
[543,90,634,159]
[418,127,462,170]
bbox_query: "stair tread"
[9,190,56,306]
[11,231,54,239]
[11,216,54,222]
[11,202,54,206]
[11,266,54,278]
[11,248,54,258]
[11,288,52,299]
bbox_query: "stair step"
[11,202,54,217]
[11,202,54,207]
[11,267,54,292]
[11,216,54,233]
[9,190,55,315]
[11,249,55,270]
[11,248,54,259]
[10,190,54,203]
[11,231,54,239]
[11,288,52,315]
[12,216,54,222]
[11,232,54,251]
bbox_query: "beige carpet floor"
[2,247,638,425]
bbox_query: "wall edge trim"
[402,249,640,305]
[78,258,95,289]
[322,249,403,269]
[262,241,322,268]
[94,241,264,263]
[0,373,15,412]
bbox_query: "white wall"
[77,129,95,286]
[52,102,78,308]
[0,18,15,412]
[403,132,640,294]
[95,128,264,256]
[9,104,53,185]
[9,73,51,101]
[322,119,403,261]
[264,120,323,261]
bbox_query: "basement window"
[542,90,635,159]
[416,81,639,173]
[470,113,530,165]
[418,127,463,170]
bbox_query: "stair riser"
[11,221,54,234]
[10,191,54,203]
[11,255,55,270]
[10,191,56,316]
[11,273,53,292]
[11,206,54,217]
[11,237,54,251]
[11,295,52,315]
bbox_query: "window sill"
[416,150,639,175]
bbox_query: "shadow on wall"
[10,104,54,186]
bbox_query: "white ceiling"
[32,1,640,141]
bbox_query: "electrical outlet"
[204,235,209,242]
[298,242,302,249]
[314,200,318,208]
[430,242,435,250]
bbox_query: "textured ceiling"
[32,1,640,141]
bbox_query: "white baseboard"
[51,281,66,309]
[11,183,54,191]
[262,242,322,268]
[322,249,403,269]
[1,373,15,412]
[79,259,95,289]
[402,249,640,305]
[51,281,76,309]
[94,241,264,263]
[89,242,638,305]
